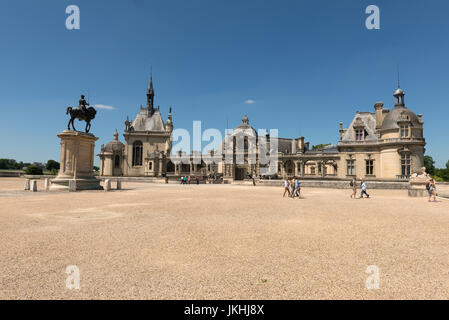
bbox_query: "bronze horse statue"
[66,106,97,133]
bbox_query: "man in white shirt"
[360,179,370,198]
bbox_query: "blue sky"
[0,0,448,166]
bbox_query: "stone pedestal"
[408,168,431,197]
[31,180,37,192]
[50,130,102,191]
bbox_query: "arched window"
[166,161,175,173]
[132,141,143,166]
[114,155,120,168]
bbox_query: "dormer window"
[353,117,366,141]
[400,125,409,138]
[355,129,364,141]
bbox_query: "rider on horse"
[79,95,89,113]
[66,94,97,133]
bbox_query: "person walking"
[187,176,191,184]
[294,178,301,198]
[350,177,357,199]
[360,179,370,198]
[427,178,437,202]
[283,179,291,197]
[291,177,296,198]
[196,176,199,185]
[180,176,184,185]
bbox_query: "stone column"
[281,161,285,178]
[24,179,30,190]
[159,157,163,177]
[44,178,50,191]
[31,180,37,192]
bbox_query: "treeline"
[0,159,60,175]
[0,159,32,170]
[424,156,449,182]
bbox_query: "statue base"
[408,169,431,197]
[50,130,102,191]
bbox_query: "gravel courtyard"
[0,178,448,300]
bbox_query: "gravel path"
[1,178,448,299]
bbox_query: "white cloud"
[244,99,256,104]
[94,104,116,110]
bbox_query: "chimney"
[374,102,384,130]
[291,139,297,154]
[304,142,310,151]
[297,136,305,152]
[339,122,346,140]
[418,114,423,124]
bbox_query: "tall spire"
[146,64,154,111]
[397,63,400,89]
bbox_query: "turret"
[165,107,173,133]
[394,87,405,107]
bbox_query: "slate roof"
[381,106,420,130]
[341,112,378,142]
[131,107,165,132]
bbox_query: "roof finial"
[149,62,153,90]
[397,63,400,88]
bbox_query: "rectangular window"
[366,160,374,175]
[347,160,355,176]
[400,125,409,138]
[401,154,411,177]
[355,129,364,141]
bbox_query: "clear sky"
[0,0,448,166]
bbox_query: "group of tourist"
[283,177,301,198]
[350,178,370,199]
[180,176,200,185]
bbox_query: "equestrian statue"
[66,95,97,133]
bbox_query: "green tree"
[433,159,449,182]
[423,155,436,175]
[46,160,60,171]
[0,159,18,170]
[25,165,43,175]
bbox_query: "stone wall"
[436,182,449,198]
[258,179,409,189]
[0,172,22,177]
